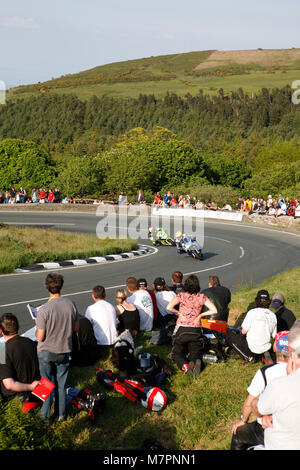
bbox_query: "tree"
[0,139,55,191]
[55,155,106,198]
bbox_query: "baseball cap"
[271,293,284,309]
[256,289,270,300]
[153,277,166,288]
[273,330,289,354]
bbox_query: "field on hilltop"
[7,48,300,100]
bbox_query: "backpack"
[111,330,137,374]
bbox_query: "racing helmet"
[141,387,167,412]
[136,353,156,374]
[148,227,154,233]
[175,231,182,238]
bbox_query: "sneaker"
[193,359,202,377]
[181,363,189,373]
[186,361,195,376]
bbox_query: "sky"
[0,0,299,89]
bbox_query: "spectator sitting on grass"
[271,293,296,332]
[126,277,154,332]
[225,289,277,364]
[115,288,140,337]
[0,313,41,403]
[230,330,289,450]
[250,320,300,450]
[152,277,177,327]
[85,285,118,346]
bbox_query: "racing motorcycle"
[148,227,176,246]
[175,232,204,260]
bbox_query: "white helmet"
[148,227,154,233]
[141,387,167,412]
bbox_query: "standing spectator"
[230,330,289,450]
[0,313,40,402]
[126,277,154,332]
[251,320,300,450]
[35,273,79,422]
[85,285,118,346]
[39,188,47,204]
[271,293,296,332]
[31,188,39,204]
[10,187,16,204]
[54,188,61,203]
[118,191,127,205]
[225,290,277,363]
[136,189,145,205]
[47,189,55,203]
[201,275,231,322]
[19,186,26,203]
[3,190,10,203]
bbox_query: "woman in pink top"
[167,274,217,377]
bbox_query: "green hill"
[8,48,300,101]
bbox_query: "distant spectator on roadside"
[230,330,289,450]
[54,188,61,203]
[31,188,39,203]
[222,203,232,211]
[10,187,16,204]
[19,187,26,203]
[126,277,153,332]
[236,197,245,211]
[39,188,47,203]
[47,189,55,203]
[271,293,296,332]
[267,195,273,209]
[153,192,162,205]
[136,189,145,205]
[244,197,252,212]
[85,285,118,346]
[3,190,10,204]
[278,194,285,208]
[118,191,127,205]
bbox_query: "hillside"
[8,48,300,101]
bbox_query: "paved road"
[1,211,300,335]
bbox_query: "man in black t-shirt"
[201,275,231,322]
[271,293,296,332]
[0,313,40,400]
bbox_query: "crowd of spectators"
[152,191,300,218]
[0,187,62,205]
[1,186,300,219]
[0,266,299,449]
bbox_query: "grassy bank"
[0,224,138,273]
[1,265,299,450]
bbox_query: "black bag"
[111,338,137,374]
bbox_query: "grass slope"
[2,264,298,451]
[0,224,138,273]
[8,48,300,101]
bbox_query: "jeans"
[38,350,70,420]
